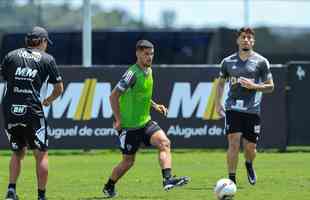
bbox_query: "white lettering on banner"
[47,125,118,139]
[43,83,83,118]
[94,127,116,136]
[167,124,224,138]
[0,80,227,120]
[168,82,212,118]
[42,82,112,119]
[79,125,93,136]
[47,126,78,139]
[91,83,112,118]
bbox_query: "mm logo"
[167,79,227,120]
[43,79,112,121]
[15,67,38,78]
[0,79,227,121]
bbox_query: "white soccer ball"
[214,178,237,200]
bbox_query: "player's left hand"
[239,77,258,90]
[155,104,168,116]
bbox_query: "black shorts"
[225,110,261,143]
[4,116,48,152]
[118,120,162,155]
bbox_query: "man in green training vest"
[103,40,190,198]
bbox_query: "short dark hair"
[25,37,45,47]
[237,27,255,37]
[136,40,154,50]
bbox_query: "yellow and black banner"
[0,66,287,149]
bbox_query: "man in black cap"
[0,26,63,200]
[27,26,54,45]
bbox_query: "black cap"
[136,40,154,49]
[27,26,53,45]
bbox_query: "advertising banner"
[0,66,287,149]
[287,62,310,145]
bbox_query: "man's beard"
[145,61,152,67]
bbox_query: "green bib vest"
[120,64,153,128]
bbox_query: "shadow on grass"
[187,185,244,191]
[79,197,106,200]
[79,195,164,200]
[78,186,244,200]
[122,195,165,199]
[187,186,212,191]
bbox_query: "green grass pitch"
[0,149,309,200]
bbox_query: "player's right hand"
[42,98,51,107]
[215,103,225,118]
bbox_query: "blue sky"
[19,0,310,28]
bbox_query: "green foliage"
[0,150,309,199]
[0,2,142,30]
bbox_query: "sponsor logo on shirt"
[17,50,42,62]
[11,104,27,116]
[14,87,33,94]
[15,67,38,78]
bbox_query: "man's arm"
[252,58,274,93]
[151,100,157,109]
[214,59,228,117]
[110,88,122,124]
[214,78,226,116]
[110,69,136,130]
[239,77,274,93]
[151,99,168,116]
[254,79,274,93]
[43,56,64,106]
[42,82,64,106]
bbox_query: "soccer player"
[214,27,274,185]
[0,26,63,200]
[103,40,190,198]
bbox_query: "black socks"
[245,160,253,168]
[8,183,16,191]
[38,189,46,198]
[106,178,116,188]
[229,173,236,184]
[162,168,172,180]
